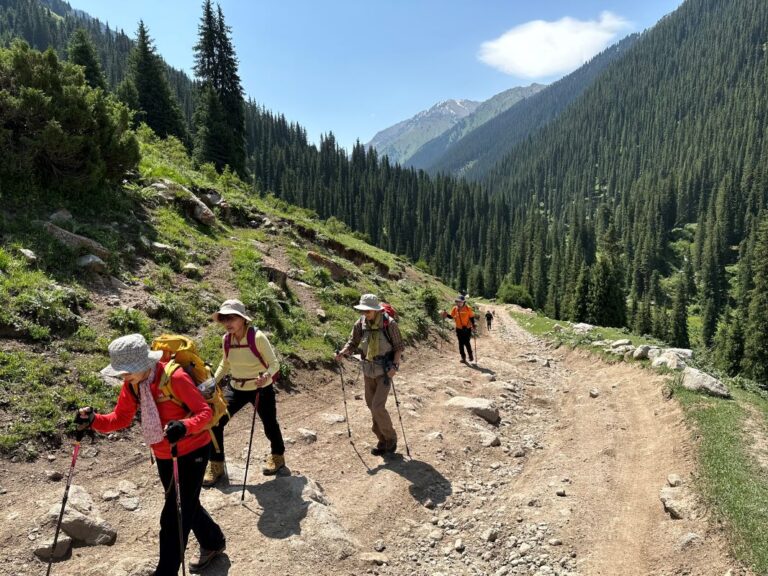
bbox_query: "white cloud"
[478,11,631,78]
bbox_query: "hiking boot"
[370,441,386,456]
[384,440,397,454]
[189,542,226,573]
[262,454,285,475]
[202,461,225,487]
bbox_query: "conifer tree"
[192,1,246,175]
[670,275,690,348]
[125,21,187,141]
[743,215,768,382]
[67,28,106,90]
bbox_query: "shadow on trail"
[202,553,232,575]
[367,456,452,506]
[465,362,495,375]
[220,471,311,539]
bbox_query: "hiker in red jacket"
[441,294,477,363]
[75,333,225,575]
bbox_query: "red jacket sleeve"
[91,382,139,433]
[169,369,212,434]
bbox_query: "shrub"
[108,307,151,338]
[420,287,440,320]
[497,281,534,309]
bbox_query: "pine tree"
[126,21,187,141]
[743,215,768,383]
[67,28,106,90]
[670,275,690,348]
[192,1,246,175]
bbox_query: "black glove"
[164,420,187,444]
[74,407,95,429]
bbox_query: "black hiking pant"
[486,318,492,330]
[155,444,225,575]
[210,383,285,462]
[456,327,474,361]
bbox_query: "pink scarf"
[137,366,165,446]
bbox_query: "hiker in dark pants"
[75,334,226,575]
[335,293,404,455]
[203,299,286,487]
[485,310,493,331]
[441,294,476,363]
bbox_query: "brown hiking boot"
[262,454,285,475]
[189,542,226,573]
[370,441,386,456]
[202,461,225,487]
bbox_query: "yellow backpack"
[143,334,229,452]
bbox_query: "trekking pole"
[387,374,411,458]
[170,444,187,576]
[473,328,479,363]
[336,355,353,440]
[241,389,261,502]
[46,429,84,576]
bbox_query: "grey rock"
[297,428,318,444]
[445,396,500,425]
[632,345,651,360]
[589,388,600,398]
[359,552,389,565]
[76,254,107,273]
[681,367,730,398]
[18,248,37,263]
[45,470,63,481]
[667,474,683,487]
[480,432,501,447]
[33,535,72,561]
[652,350,686,371]
[102,490,120,501]
[119,496,140,511]
[679,532,701,549]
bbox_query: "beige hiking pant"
[363,374,397,447]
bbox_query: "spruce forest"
[2,0,768,387]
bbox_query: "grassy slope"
[0,128,455,458]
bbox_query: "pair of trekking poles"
[47,428,192,576]
[336,355,410,458]
[49,389,263,576]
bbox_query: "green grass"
[676,384,768,573]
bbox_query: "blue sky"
[70,0,683,151]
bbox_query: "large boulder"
[46,485,116,546]
[445,397,500,425]
[652,350,686,371]
[681,367,730,398]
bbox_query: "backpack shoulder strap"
[381,313,394,347]
[223,332,232,359]
[247,326,267,366]
[158,361,185,407]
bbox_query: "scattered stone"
[514,448,526,458]
[679,532,701,549]
[556,489,567,497]
[320,413,345,424]
[572,323,594,334]
[33,535,72,561]
[359,552,388,566]
[632,345,651,360]
[182,263,202,278]
[76,254,107,274]
[297,428,317,444]
[119,497,140,511]
[652,350,686,371]
[445,396,500,425]
[481,528,498,542]
[659,486,691,520]
[18,248,37,263]
[102,490,120,501]
[611,339,631,348]
[667,474,682,487]
[42,221,110,259]
[480,432,501,447]
[454,538,465,552]
[118,480,138,495]
[589,388,600,398]
[316,308,327,322]
[548,538,563,546]
[425,432,443,442]
[373,539,386,552]
[45,470,63,482]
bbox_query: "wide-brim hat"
[100,333,162,377]
[212,299,253,322]
[455,294,466,302]
[353,293,383,311]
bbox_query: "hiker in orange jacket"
[441,294,476,363]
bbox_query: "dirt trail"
[0,307,750,576]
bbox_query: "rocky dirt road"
[0,307,750,575]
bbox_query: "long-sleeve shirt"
[213,328,280,391]
[91,361,212,459]
[342,315,405,355]
[447,304,475,329]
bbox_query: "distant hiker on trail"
[75,333,226,575]
[335,293,404,456]
[485,310,493,331]
[203,299,286,487]
[441,294,476,364]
